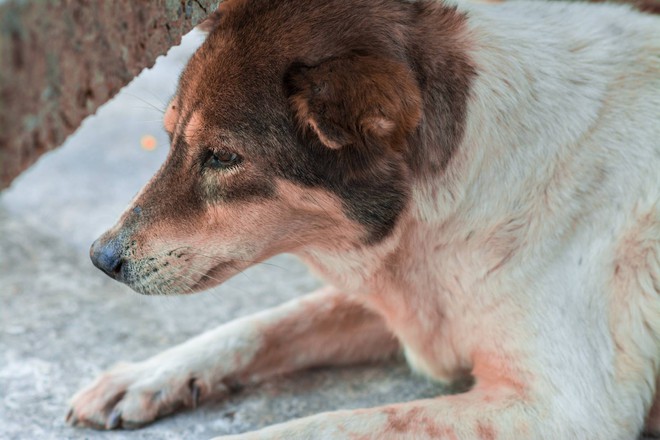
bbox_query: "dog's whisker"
[225,261,254,283]
[183,265,254,296]
[169,272,231,304]
[143,89,171,111]
[182,252,291,272]
[150,245,287,270]
[139,119,170,124]
[125,93,167,115]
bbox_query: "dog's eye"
[207,150,242,170]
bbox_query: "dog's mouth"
[122,257,240,296]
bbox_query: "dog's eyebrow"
[183,111,205,145]
[172,106,199,148]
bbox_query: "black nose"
[90,238,124,280]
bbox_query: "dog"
[66,0,660,438]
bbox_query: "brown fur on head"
[89,0,473,295]
[286,54,421,151]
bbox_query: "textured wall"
[0,0,218,188]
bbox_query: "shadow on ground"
[0,30,441,439]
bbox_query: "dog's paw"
[66,361,212,430]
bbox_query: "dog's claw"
[190,380,201,409]
[106,409,122,430]
[65,408,75,425]
[222,377,244,394]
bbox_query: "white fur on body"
[69,2,660,438]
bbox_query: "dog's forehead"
[170,39,288,140]
[170,0,419,127]
[179,0,411,102]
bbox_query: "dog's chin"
[126,261,237,296]
[188,261,235,293]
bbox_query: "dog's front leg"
[67,286,399,430]
[210,389,603,440]
[211,390,531,440]
[212,361,641,440]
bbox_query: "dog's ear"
[198,0,251,34]
[285,55,422,151]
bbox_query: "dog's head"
[90,0,471,295]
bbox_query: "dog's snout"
[90,238,124,280]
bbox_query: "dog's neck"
[411,2,612,225]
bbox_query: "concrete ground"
[0,31,440,439]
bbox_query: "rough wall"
[0,0,218,189]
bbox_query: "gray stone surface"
[0,31,440,439]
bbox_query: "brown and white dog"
[66,0,660,438]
